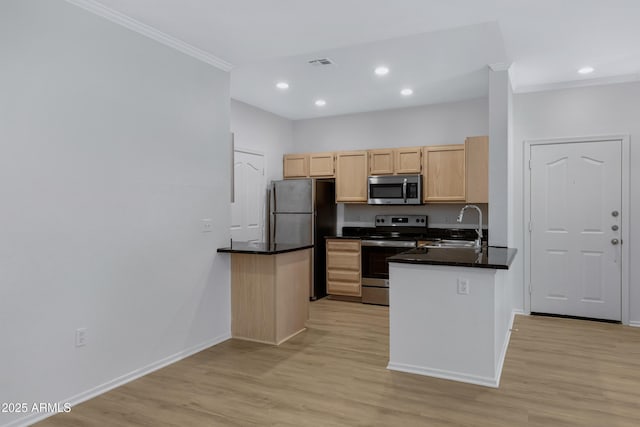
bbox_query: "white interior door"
[231,150,265,242]
[530,140,622,321]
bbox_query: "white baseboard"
[387,362,499,388]
[5,333,231,427]
[512,308,526,316]
[387,310,519,389]
[629,321,640,328]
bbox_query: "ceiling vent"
[308,58,335,66]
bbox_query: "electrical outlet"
[457,279,469,295]
[75,328,87,347]
[201,218,213,233]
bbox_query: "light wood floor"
[39,299,640,426]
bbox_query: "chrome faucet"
[457,204,483,249]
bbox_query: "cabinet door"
[423,145,465,202]
[465,136,489,204]
[368,149,394,175]
[326,239,361,296]
[283,154,308,179]
[309,152,335,177]
[394,147,422,174]
[336,151,368,203]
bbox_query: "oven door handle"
[361,240,417,248]
[402,178,407,203]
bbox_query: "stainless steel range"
[359,215,427,306]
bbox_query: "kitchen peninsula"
[387,246,516,388]
[217,242,313,345]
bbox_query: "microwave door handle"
[402,178,407,203]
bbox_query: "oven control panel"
[375,215,427,227]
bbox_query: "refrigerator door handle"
[271,217,276,246]
[269,185,276,245]
[272,183,277,213]
[265,187,271,245]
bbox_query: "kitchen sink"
[418,239,480,249]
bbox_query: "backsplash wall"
[338,203,488,230]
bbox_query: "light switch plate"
[75,328,87,347]
[457,278,469,295]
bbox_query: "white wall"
[230,99,293,183]
[512,81,640,323]
[293,97,488,152]
[0,1,231,426]
[292,98,489,229]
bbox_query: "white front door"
[530,140,622,321]
[231,150,265,242]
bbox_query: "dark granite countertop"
[217,242,313,255]
[388,246,517,270]
[326,227,489,242]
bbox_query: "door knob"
[611,225,619,231]
[611,210,619,217]
[611,239,619,245]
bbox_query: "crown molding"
[65,0,233,71]
[514,72,640,94]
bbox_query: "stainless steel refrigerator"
[267,179,336,300]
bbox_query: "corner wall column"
[488,64,513,247]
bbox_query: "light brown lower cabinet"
[326,239,361,296]
[231,249,310,345]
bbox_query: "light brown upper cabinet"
[283,154,308,179]
[394,147,422,174]
[369,147,421,175]
[368,149,394,175]
[465,136,489,204]
[309,152,335,178]
[423,144,465,202]
[336,151,368,203]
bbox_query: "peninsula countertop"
[217,241,313,255]
[388,246,517,270]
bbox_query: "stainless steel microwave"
[368,175,422,205]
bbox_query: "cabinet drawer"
[327,270,360,283]
[327,280,361,297]
[327,251,360,270]
[326,240,360,252]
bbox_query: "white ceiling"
[92,0,640,119]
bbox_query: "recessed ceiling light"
[315,99,326,107]
[374,66,389,76]
[578,66,594,75]
[276,81,289,90]
[400,88,414,96]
